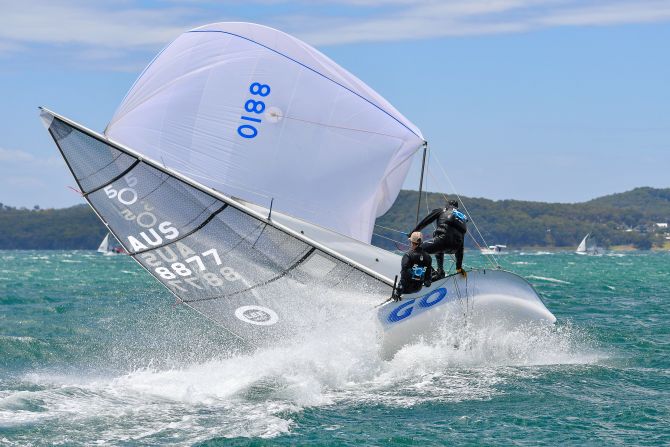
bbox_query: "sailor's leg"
[422,238,447,279]
[421,237,444,254]
[435,252,444,271]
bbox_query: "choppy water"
[0,250,668,446]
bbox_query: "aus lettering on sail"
[99,167,241,293]
[102,173,179,251]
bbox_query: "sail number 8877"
[237,82,271,139]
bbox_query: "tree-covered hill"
[372,187,670,251]
[0,204,106,249]
[1,187,669,250]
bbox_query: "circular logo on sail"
[234,305,279,326]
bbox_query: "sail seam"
[41,108,394,287]
[83,159,141,196]
[48,125,87,196]
[131,203,229,255]
[77,152,125,182]
[183,247,316,304]
[187,30,422,140]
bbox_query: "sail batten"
[42,107,393,347]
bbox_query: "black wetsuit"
[397,246,433,296]
[412,206,467,271]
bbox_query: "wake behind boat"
[40,22,555,357]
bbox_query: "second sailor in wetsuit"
[393,232,433,301]
[411,199,468,279]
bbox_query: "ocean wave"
[0,314,602,444]
[526,275,572,284]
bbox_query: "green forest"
[0,203,106,249]
[1,187,669,250]
[373,187,670,251]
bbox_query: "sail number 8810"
[237,82,271,139]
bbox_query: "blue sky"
[1,0,669,209]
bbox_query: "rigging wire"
[372,147,498,271]
[425,168,499,269]
[374,223,408,235]
[430,156,494,252]
[427,156,501,269]
[416,147,497,270]
[372,231,409,250]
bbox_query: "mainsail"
[41,109,391,347]
[105,22,425,243]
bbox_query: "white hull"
[377,269,555,358]
[480,249,507,255]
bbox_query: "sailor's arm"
[400,252,411,272]
[411,209,441,233]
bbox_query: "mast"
[415,142,428,225]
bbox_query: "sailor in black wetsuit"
[393,232,433,301]
[411,199,468,279]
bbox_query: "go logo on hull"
[387,288,448,323]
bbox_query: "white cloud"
[0,146,75,208]
[0,147,64,167]
[298,0,670,45]
[5,175,49,189]
[535,1,670,27]
[0,0,193,49]
[1,0,669,63]
[0,147,36,162]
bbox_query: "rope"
[374,224,407,235]
[425,168,495,265]
[67,185,83,196]
[431,156,496,256]
[425,160,501,269]
[282,115,406,140]
[373,231,408,248]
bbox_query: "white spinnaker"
[105,22,425,243]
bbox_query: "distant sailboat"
[576,233,603,255]
[480,244,507,255]
[97,233,125,255]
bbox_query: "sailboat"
[40,22,555,356]
[576,233,603,255]
[97,233,126,255]
[480,244,507,255]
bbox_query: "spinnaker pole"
[415,142,428,225]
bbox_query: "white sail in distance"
[97,234,109,253]
[105,22,425,243]
[576,233,590,253]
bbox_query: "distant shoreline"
[2,186,669,250]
